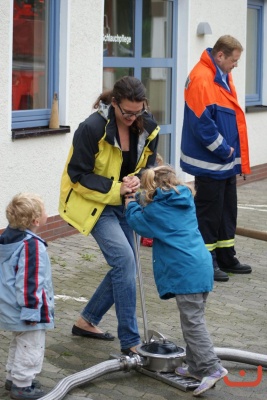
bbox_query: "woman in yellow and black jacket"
[59,76,159,354]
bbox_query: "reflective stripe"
[205,243,217,251]
[205,238,235,252]
[216,239,235,248]
[206,133,223,152]
[181,151,241,172]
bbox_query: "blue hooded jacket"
[126,185,213,299]
[0,226,54,331]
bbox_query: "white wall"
[0,0,104,229]
[246,113,267,166]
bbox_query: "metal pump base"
[109,353,200,392]
[137,367,200,392]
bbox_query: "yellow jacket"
[59,104,160,235]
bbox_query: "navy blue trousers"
[194,175,239,269]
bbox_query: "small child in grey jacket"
[0,193,54,400]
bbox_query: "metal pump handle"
[147,329,167,343]
[133,232,164,344]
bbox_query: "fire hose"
[39,348,267,400]
[236,226,267,242]
[39,355,141,400]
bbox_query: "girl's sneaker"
[175,366,201,381]
[193,367,228,397]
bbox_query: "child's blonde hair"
[6,193,44,230]
[140,165,195,204]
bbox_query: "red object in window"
[12,1,46,110]
[12,70,44,110]
[13,0,37,20]
[13,19,44,57]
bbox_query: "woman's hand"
[123,176,140,193]
[120,182,133,196]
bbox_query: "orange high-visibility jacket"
[180,48,250,179]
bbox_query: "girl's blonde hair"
[6,193,44,230]
[140,165,195,204]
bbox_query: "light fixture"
[197,22,212,36]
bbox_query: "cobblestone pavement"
[0,179,267,400]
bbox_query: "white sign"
[103,34,132,45]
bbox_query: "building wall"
[0,0,104,233]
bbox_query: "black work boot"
[219,262,252,274]
[214,266,229,282]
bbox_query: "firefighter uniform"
[180,47,251,280]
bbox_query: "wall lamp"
[197,22,212,36]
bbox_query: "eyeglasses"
[230,58,239,66]
[223,53,239,65]
[117,103,146,119]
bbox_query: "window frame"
[103,0,178,164]
[12,0,60,129]
[246,0,264,106]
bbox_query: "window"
[246,0,264,106]
[12,0,60,129]
[103,0,177,163]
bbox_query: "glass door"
[103,0,177,164]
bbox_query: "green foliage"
[81,253,96,262]
[50,256,66,267]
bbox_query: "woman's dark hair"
[94,76,147,107]
[93,76,149,133]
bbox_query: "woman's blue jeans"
[81,205,141,350]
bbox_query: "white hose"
[39,356,140,400]
[215,347,267,367]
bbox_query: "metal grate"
[137,367,200,392]
[109,353,199,392]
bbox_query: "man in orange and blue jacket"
[180,35,252,282]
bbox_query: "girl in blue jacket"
[125,165,228,397]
